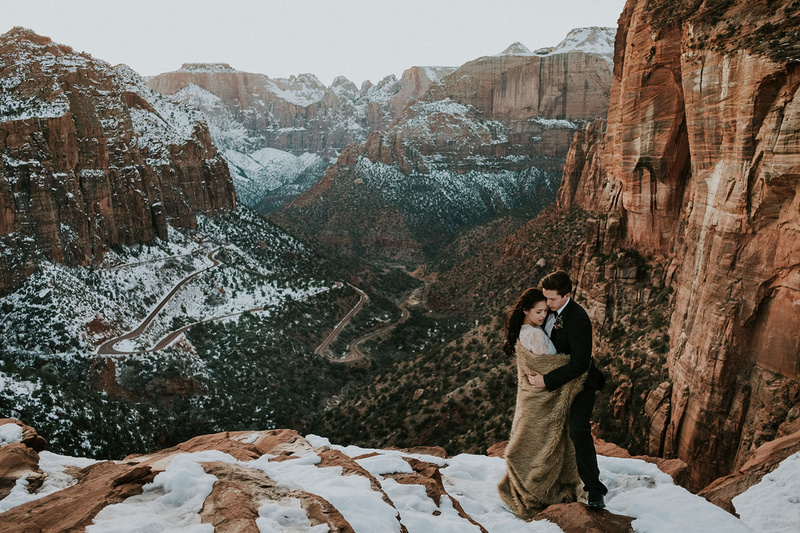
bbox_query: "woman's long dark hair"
[503,288,546,357]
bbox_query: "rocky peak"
[543,27,616,62]
[1,26,53,46]
[330,75,358,96]
[390,66,457,114]
[177,62,236,72]
[499,41,533,55]
[370,74,401,95]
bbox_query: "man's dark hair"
[541,270,572,297]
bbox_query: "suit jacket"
[543,298,605,392]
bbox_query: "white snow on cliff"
[2,431,795,532]
[535,27,616,63]
[498,27,616,64]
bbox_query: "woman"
[497,288,587,519]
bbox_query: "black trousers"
[569,387,607,495]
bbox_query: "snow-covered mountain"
[148,63,452,211]
[532,26,616,62]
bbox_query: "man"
[528,270,608,509]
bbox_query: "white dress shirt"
[544,297,570,337]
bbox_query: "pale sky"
[2,0,626,86]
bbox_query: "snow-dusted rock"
[1,422,793,532]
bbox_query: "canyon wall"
[0,28,236,292]
[559,0,800,489]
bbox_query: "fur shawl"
[497,340,587,519]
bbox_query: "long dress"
[497,324,587,519]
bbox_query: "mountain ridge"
[147,26,615,212]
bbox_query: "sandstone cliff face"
[431,29,614,122]
[558,0,800,490]
[0,28,236,293]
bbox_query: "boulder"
[534,502,634,533]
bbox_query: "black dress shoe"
[587,492,605,509]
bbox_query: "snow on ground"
[252,452,404,533]
[2,436,797,532]
[0,450,96,513]
[599,455,754,533]
[257,498,329,533]
[0,423,23,445]
[733,452,800,533]
[222,147,327,207]
[87,450,232,533]
[0,371,41,399]
[440,453,562,533]
[264,75,326,107]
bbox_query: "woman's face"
[523,301,549,326]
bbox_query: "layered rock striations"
[557,0,800,490]
[430,28,615,122]
[0,28,236,293]
[273,28,616,262]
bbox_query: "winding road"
[97,245,230,355]
[97,246,430,361]
[314,284,369,359]
[316,281,425,364]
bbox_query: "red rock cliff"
[0,28,236,293]
[432,44,612,121]
[559,0,800,490]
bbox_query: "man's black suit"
[543,298,607,496]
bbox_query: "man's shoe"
[587,492,605,510]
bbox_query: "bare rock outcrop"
[0,419,49,500]
[0,461,157,532]
[0,443,44,500]
[0,419,47,452]
[534,503,635,533]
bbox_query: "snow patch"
[534,27,616,64]
[0,423,23,445]
[734,452,800,533]
[87,451,234,532]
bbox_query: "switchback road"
[97,246,227,355]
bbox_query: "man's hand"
[527,372,546,389]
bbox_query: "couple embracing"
[498,271,607,519]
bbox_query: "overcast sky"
[2,0,626,85]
